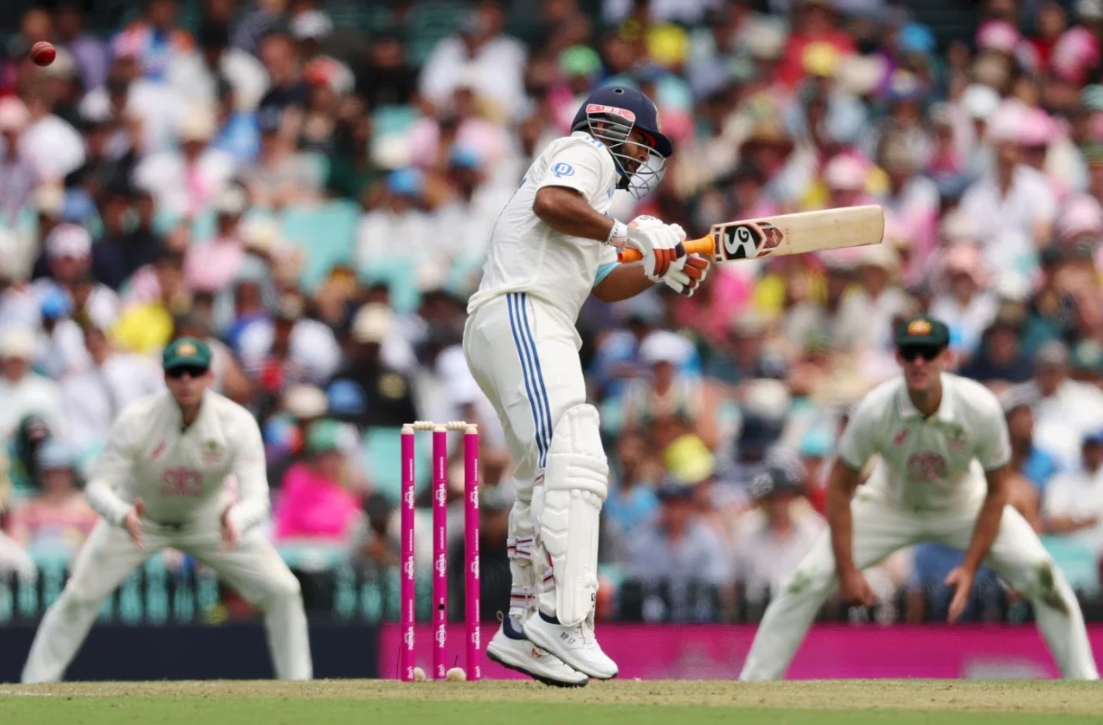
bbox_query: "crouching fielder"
[740,316,1097,681]
[464,86,709,687]
[22,338,312,683]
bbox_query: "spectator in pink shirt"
[274,418,361,542]
[185,185,248,293]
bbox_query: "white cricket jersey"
[84,389,269,532]
[467,131,620,325]
[838,373,1012,511]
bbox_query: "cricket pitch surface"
[3,679,1101,724]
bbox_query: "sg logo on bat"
[721,221,783,259]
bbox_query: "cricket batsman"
[740,316,1098,681]
[463,86,709,686]
[21,338,312,683]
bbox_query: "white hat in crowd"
[352,304,393,344]
[0,327,36,360]
[45,224,92,260]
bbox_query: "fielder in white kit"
[464,86,710,686]
[740,316,1098,680]
[22,338,312,683]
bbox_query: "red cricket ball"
[31,41,56,67]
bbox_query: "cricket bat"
[616,205,884,264]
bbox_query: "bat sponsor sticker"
[721,221,784,259]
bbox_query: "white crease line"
[0,691,55,697]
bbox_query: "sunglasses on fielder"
[898,345,942,362]
[166,365,209,379]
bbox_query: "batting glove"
[625,215,686,280]
[661,254,711,297]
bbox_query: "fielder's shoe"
[522,612,618,680]
[486,616,589,687]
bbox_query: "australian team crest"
[201,440,223,465]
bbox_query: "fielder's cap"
[305,418,342,455]
[1084,429,1103,446]
[894,315,950,349]
[162,337,212,371]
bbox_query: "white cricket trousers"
[739,492,1099,680]
[22,519,313,683]
[463,292,594,619]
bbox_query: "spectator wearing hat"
[61,325,162,455]
[622,330,717,450]
[0,328,62,442]
[834,244,911,355]
[33,224,119,333]
[624,475,732,621]
[356,167,433,268]
[930,244,997,360]
[419,0,527,120]
[324,303,419,429]
[431,146,513,263]
[0,97,39,224]
[731,464,825,614]
[1043,430,1103,556]
[1011,341,1103,470]
[878,134,940,261]
[8,440,97,557]
[703,310,787,388]
[274,419,363,543]
[134,104,237,220]
[21,85,87,184]
[959,101,1058,279]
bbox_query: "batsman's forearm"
[592,264,654,302]
[961,491,1007,572]
[85,478,132,527]
[533,187,614,241]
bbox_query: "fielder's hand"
[945,565,975,623]
[839,568,876,609]
[661,254,710,296]
[220,506,240,552]
[124,498,145,550]
[625,215,686,280]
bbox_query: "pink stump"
[432,427,448,679]
[464,427,481,680]
[399,426,416,681]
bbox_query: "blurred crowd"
[7,0,1103,624]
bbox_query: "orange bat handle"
[616,235,713,263]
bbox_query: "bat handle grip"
[616,234,713,264]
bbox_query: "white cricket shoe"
[522,613,618,680]
[486,617,589,687]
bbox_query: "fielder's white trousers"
[463,292,593,619]
[739,491,1099,680]
[22,519,313,683]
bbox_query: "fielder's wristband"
[605,219,628,247]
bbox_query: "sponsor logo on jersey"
[159,467,203,497]
[586,103,636,123]
[551,162,575,178]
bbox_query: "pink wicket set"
[399,421,481,681]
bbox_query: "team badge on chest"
[201,440,224,465]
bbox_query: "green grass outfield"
[2,680,1101,725]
